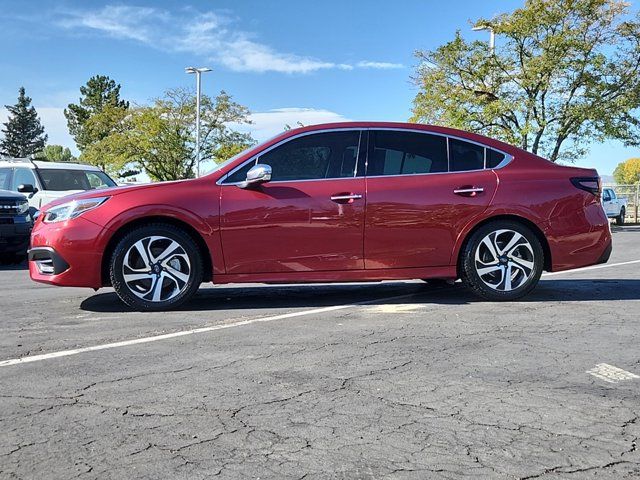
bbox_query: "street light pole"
[472,25,495,54]
[185,66,212,178]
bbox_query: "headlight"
[43,197,110,224]
[17,201,29,215]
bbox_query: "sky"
[0,0,638,176]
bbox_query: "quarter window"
[486,149,506,169]
[449,139,485,172]
[224,131,361,183]
[368,131,447,176]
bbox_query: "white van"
[0,158,117,209]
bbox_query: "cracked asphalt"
[1,225,639,479]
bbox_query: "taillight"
[570,176,601,197]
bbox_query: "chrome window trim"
[216,126,514,186]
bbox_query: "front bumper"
[0,220,32,254]
[28,217,105,288]
[28,247,70,275]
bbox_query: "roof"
[0,158,101,171]
[32,160,101,171]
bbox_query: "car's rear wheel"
[460,221,543,301]
[110,224,203,311]
[616,207,625,226]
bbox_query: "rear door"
[364,130,500,269]
[219,129,366,274]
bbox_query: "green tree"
[79,105,132,173]
[84,88,255,181]
[613,158,640,184]
[411,0,640,163]
[65,75,129,153]
[0,87,47,157]
[35,144,76,162]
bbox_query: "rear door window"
[449,139,485,172]
[367,130,448,176]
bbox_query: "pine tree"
[0,87,47,158]
[65,75,129,152]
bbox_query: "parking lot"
[0,226,638,479]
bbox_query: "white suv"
[0,158,116,210]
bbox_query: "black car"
[0,189,33,262]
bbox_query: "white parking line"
[0,293,416,368]
[586,363,640,383]
[542,259,640,277]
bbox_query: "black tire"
[460,220,544,301]
[110,223,203,311]
[616,208,625,226]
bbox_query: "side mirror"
[239,164,272,188]
[17,184,37,194]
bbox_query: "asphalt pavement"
[1,225,639,479]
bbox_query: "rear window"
[38,169,116,191]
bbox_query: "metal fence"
[604,183,640,224]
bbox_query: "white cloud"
[56,6,402,74]
[0,107,76,153]
[57,5,163,43]
[237,107,351,141]
[357,61,404,69]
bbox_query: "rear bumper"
[596,239,612,265]
[547,202,612,272]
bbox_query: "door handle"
[330,193,363,203]
[453,187,484,197]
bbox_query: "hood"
[39,179,193,210]
[0,189,28,201]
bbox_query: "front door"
[219,130,366,274]
[364,130,499,269]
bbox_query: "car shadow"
[80,278,640,313]
[611,224,640,233]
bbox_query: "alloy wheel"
[121,235,192,302]
[474,229,535,292]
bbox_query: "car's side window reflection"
[449,139,485,172]
[368,130,448,176]
[223,131,361,184]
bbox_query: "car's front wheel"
[460,221,543,301]
[616,207,625,226]
[110,224,203,311]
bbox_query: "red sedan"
[28,122,611,310]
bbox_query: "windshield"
[37,169,117,191]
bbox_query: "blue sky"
[0,0,637,175]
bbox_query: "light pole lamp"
[185,66,212,178]
[472,25,495,54]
